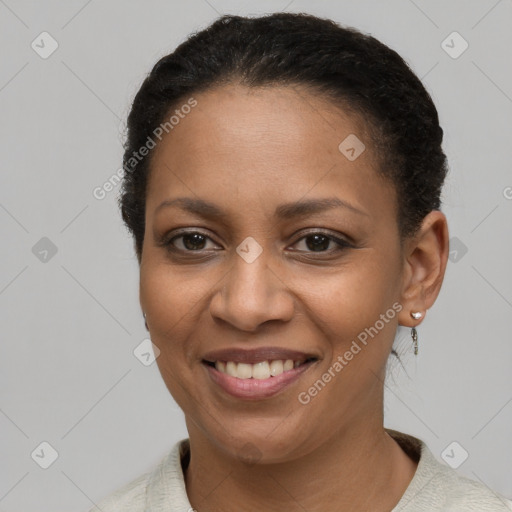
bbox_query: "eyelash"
[162,229,354,257]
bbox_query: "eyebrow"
[155,196,369,220]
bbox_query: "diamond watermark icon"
[338,134,365,161]
[441,31,468,59]
[236,237,263,264]
[441,441,469,469]
[237,442,263,464]
[31,32,59,59]
[133,338,160,366]
[32,237,58,263]
[31,441,59,469]
[448,236,468,263]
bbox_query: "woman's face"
[140,83,408,463]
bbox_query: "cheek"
[310,252,399,328]
[141,251,212,316]
[141,264,205,410]
[306,254,401,377]
[140,262,205,364]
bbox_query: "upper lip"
[202,347,319,364]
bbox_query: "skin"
[139,83,449,511]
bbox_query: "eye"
[166,231,219,252]
[289,231,353,253]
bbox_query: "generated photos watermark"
[298,301,403,405]
[93,96,197,200]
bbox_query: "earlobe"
[398,210,449,327]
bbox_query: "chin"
[200,418,319,466]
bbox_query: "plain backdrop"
[1,1,511,510]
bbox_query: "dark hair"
[119,12,448,261]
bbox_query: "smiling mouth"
[203,358,318,380]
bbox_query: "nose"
[209,246,295,332]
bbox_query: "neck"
[184,418,417,512]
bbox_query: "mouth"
[201,347,320,400]
[202,357,318,379]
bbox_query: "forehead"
[152,83,373,164]
[145,83,394,223]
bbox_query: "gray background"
[1,0,511,510]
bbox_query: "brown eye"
[166,231,218,252]
[291,231,352,253]
[303,234,331,252]
[180,233,207,250]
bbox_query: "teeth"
[252,361,270,379]
[237,363,252,379]
[226,361,237,377]
[214,359,306,379]
[283,359,294,371]
[269,360,283,376]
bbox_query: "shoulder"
[88,439,190,512]
[423,460,512,511]
[388,430,512,512]
[88,471,149,512]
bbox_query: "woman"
[92,12,512,511]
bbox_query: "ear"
[398,210,449,328]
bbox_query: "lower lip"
[203,361,316,400]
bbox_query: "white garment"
[90,430,512,511]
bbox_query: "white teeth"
[252,361,270,379]
[213,358,308,379]
[237,363,252,379]
[269,360,284,376]
[226,361,237,377]
[283,359,294,371]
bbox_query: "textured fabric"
[90,430,512,511]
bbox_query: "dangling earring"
[143,312,149,331]
[410,311,422,355]
[411,326,418,355]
